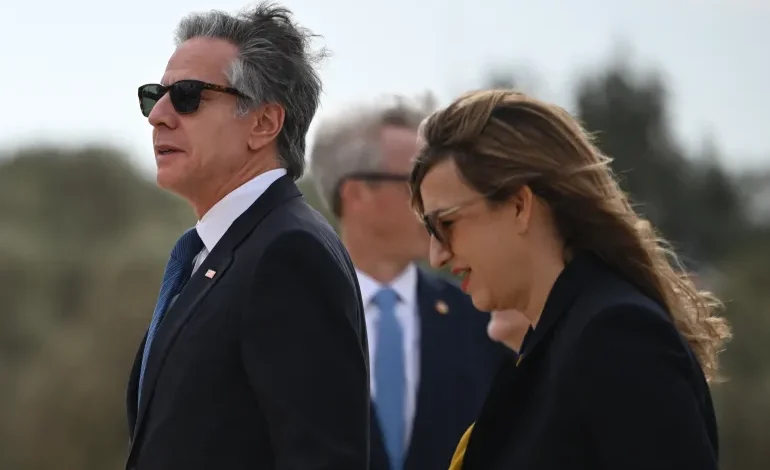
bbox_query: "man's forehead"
[379,126,419,170]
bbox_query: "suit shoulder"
[585,274,672,330]
[561,265,667,328]
[268,197,338,238]
[570,284,708,394]
[264,199,347,254]
[563,272,692,367]
[544,267,673,360]
[242,201,353,280]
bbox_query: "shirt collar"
[356,263,418,309]
[195,168,287,252]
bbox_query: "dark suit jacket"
[125,176,370,470]
[368,268,509,470]
[460,251,719,470]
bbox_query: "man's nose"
[148,93,176,129]
[428,237,451,269]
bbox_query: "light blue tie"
[137,228,203,408]
[373,287,406,470]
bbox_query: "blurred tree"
[690,138,750,260]
[0,147,191,354]
[574,59,748,264]
[576,61,697,254]
[481,62,547,98]
[485,69,518,90]
[0,146,191,469]
[736,168,770,224]
[297,176,335,229]
[712,231,770,470]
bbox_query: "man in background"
[126,3,369,469]
[309,97,507,470]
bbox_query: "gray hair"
[309,96,433,217]
[175,2,327,180]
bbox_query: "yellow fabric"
[448,423,475,470]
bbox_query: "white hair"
[308,96,434,216]
[175,2,327,180]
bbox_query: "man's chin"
[155,169,187,194]
[155,171,174,189]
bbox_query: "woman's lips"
[451,268,471,292]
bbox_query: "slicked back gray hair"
[175,1,326,180]
[309,97,432,218]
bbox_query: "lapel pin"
[435,300,449,315]
[204,269,216,279]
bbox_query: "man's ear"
[339,179,370,215]
[248,103,285,151]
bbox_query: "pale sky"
[1,0,768,174]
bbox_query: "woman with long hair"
[409,89,731,470]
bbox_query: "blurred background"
[1,0,768,468]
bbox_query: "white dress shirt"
[191,168,287,273]
[356,263,420,444]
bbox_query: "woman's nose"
[428,237,451,269]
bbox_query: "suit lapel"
[129,175,303,449]
[369,405,389,470]
[126,332,147,437]
[461,357,529,469]
[131,253,233,439]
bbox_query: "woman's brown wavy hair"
[409,89,731,382]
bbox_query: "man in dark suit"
[126,4,369,470]
[309,97,510,470]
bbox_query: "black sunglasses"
[329,172,411,215]
[346,171,410,183]
[420,172,545,247]
[138,79,245,117]
[421,195,486,247]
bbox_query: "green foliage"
[575,63,749,263]
[712,231,770,469]
[297,176,335,228]
[0,146,192,469]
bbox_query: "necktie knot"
[372,287,399,312]
[171,228,204,265]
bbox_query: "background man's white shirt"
[356,263,420,445]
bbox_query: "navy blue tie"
[373,287,406,470]
[137,228,203,407]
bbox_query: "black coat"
[458,252,719,470]
[125,176,370,470]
